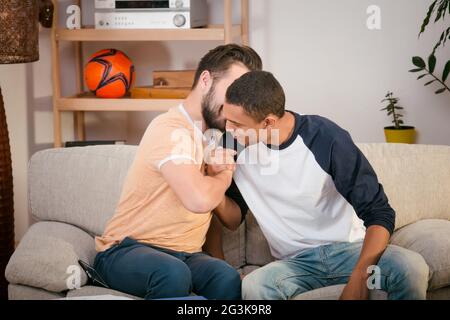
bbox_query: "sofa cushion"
[357,143,450,230]
[66,286,141,300]
[6,221,96,293]
[245,212,275,266]
[223,222,246,268]
[238,265,260,278]
[390,219,450,290]
[8,284,65,300]
[426,287,450,300]
[29,145,137,236]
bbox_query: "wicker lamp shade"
[0,0,39,64]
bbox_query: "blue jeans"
[93,237,241,300]
[242,241,429,300]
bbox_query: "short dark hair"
[226,71,285,122]
[192,44,262,89]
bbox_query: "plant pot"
[384,126,416,144]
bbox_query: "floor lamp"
[0,0,53,300]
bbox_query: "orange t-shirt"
[95,105,212,253]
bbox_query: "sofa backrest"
[28,145,247,268]
[357,143,450,230]
[28,143,450,268]
[29,145,137,236]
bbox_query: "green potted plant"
[409,0,450,95]
[381,92,416,144]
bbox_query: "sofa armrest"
[6,221,96,293]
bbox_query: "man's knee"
[203,260,242,300]
[217,267,242,299]
[400,251,429,291]
[146,260,192,299]
[382,245,430,299]
[242,271,259,299]
[242,267,276,300]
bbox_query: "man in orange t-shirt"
[94,44,262,300]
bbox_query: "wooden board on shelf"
[55,25,242,42]
[56,93,181,112]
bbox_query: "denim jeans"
[242,241,430,300]
[93,237,241,300]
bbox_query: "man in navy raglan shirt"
[209,70,430,300]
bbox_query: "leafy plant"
[419,0,450,54]
[410,0,450,94]
[380,92,404,129]
[409,55,450,94]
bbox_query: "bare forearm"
[213,196,242,231]
[203,215,225,260]
[353,225,390,276]
[195,170,233,213]
[340,225,391,300]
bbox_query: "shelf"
[56,25,242,42]
[56,93,181,112]
[51,0,249,147]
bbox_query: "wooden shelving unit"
[51,0,249,147]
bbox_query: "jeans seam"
[327,271,390,278]
[275,274,312,299]
[319,246,330,274]
[275,273,313,284]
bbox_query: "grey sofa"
[5,144,450,300]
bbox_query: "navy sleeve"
[220,132,248,224]
[225,179,249,224]
[330,130,396,235]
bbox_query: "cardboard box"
[153,70,196,88]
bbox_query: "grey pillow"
[390,219,450,290]
[6,221,96,293]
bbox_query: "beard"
[201,86,225,131]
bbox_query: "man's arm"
[205,147,248,230]
[327,129,395,300]
[203,179,249,260]
[213,178,248,231]
[160,161,233,214]
[339,225,390,300]
[213,196,242,231]
[203,214,225,259]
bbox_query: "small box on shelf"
[131,86,190,99]
[153,70,195,87]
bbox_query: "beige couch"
[5,143,450,299]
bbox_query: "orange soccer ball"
[85,49,135,98]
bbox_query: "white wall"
[0,0,449,242]
[84,0,450,145]
[250,0,450,144]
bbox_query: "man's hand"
[205,147,236,176]
[339,225,390,300]
[339,269,370,300]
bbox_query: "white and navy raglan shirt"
[223,111,395,260]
